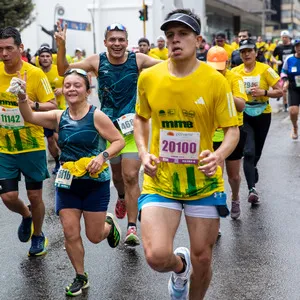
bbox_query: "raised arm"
[18,96,61,130]
[16,72,61,129]
[54,22,99,76]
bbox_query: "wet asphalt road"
[1,106,300,300]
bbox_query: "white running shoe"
[168,247,192,300]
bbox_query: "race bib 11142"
[0,106,25,128]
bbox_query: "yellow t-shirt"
[136,61,238,200]
[268,43,277,52]
[0,62,55,154]
[232,61,280,113]
[213,69,247,142]
[225,69,247,126]
[223,43,234,60]
[149,47,169,60]
[265,43,277,60]
[256,42,266,50]
[148,52,160,60]
[231,41,239,51]
[43,65,66,110]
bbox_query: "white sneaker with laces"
[168,247,191,300]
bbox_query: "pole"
[143,0,146,37]
[88,0,96,54]
[92,0,96,54]
[91,11,96,54]
[291,0,294,37]
[262,0,265,39]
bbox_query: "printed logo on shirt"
[161,120,194,129]
[182,110,196,118]
[0,100,18,107]
[167,109,176,116]
[195,96,205,105]
[159,110,166,117]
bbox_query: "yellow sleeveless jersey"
[136,61,238,200]
[44,65,66,110]
[232,61,280,113]
[0,62,55,154]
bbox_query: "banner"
[58,18,91,31]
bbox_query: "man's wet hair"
[0,26,22,46]
[164,8,201,30]
[138,38,150,46]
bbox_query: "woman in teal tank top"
[17,69,125,296]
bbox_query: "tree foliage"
[0,0,35,31]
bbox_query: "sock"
[118,194,125,200]
[127,222,136,228]
[176,255,186,274]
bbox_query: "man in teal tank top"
[55,22,161,246]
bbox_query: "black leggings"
[243,113,271,190]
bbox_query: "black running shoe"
[66,273,89,297]
[18,205,33,243]
[105,213,121,248]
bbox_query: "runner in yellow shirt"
[256,36,266,51]
[134,9,239,299]
[208,46,247,220]
[138,37,160,59]
[215,32,234,63]
[149,35,169,60]
[72,48,84,63]
[231,36,239,51]
[38,45,66,174]
[0,26,56,257]
[232,38,282,204]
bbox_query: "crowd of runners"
[0,6,299,300]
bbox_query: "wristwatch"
[34,102,40,111]
[102,151,110,161]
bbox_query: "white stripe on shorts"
[142,202,219,219]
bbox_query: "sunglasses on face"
[106,23,126,32]
[64,68,88,78]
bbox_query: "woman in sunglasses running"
[16,69,125,297]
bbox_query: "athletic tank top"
[58,105,109,182]
[98,52,139,122]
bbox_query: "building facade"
[21,0,273,56]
